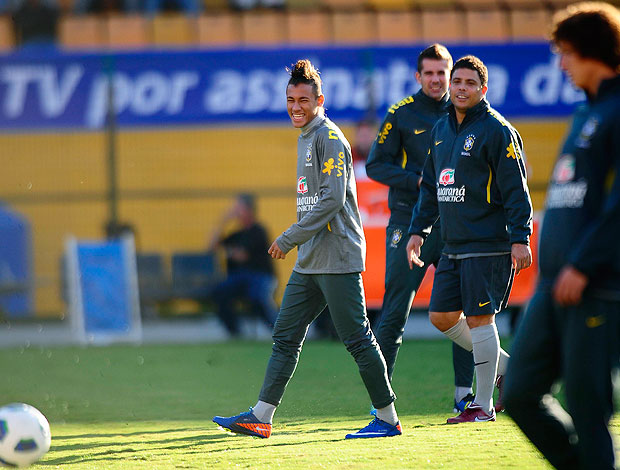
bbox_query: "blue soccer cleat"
[212,409,271,439]
[345,418,402,439]
[453,393,476,413]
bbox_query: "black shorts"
[429,254,515,316]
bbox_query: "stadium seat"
[464,8,510,43]
[544,0,575,8]
[509,7,552,42]
[414,0,458,7]
[151,14,197,47]
[105,15,150,49]
[503,0,548,6]
[58,15,105,50]
[171,252,220,300]
[286,10,331,45]
[454,0,501,7]
[136,252,170,317]
[240,11,286,45]
[376,10,421,44]
[331,10,377,44]
[203,0,230,9]
[0,16,14,51]
[321,0,365,10]
[197,13,242,47]
[420,9,466,43]
[286,0,319,9]
[366,0,414,10]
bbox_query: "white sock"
[455,386,474,402]
[470,324,500,415]
[376,402,398,426]
[252,400,276,424]
[444,317,473,351]
[444,317,510,378]
[497,349,510,376]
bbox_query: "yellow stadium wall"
[0,118,568,317]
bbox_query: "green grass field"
[1,339,616,469]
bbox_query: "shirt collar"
[301,113,326,137]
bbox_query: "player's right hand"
[268,240,286,259]
[406,235,424,269]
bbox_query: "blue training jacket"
[409,99,533,255]
[539,75,620,295]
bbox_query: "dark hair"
[287,59,323,97]
[552,2,620,70]
[237,193,256,213]
[417,43,453,72]
[451,55,488,88]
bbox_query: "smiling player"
[213,59,402,440]
[366,44,475,414]
[407,56,533,423]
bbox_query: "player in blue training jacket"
[407,55,533,423]
[504,3,620,469]
[366,43,475,413]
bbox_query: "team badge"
[464,134,476,151]
[552,154,575,183]
[576,116,598,148]
[390,229,403,248]
[439,168,455,186]
[305,143,313,166]
[297,176,308,194]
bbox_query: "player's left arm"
[492,126,533,273]
[555,115,620,305]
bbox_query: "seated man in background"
[208,193,277,337]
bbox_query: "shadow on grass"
[55,427,198,440]
[42,426,343,466]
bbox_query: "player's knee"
[429,311,459,331]
[271,335,302,359]
[465,314,494,329]
[342,329,375,358]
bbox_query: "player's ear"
[317,94,325,107]
[481,85,488,96]
[415,71,422,85]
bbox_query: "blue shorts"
[429,254,515,316]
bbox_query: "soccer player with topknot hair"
[213,59,402,440]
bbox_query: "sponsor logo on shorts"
[586,315,605,328]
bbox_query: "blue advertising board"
[66,236,141,344]
[0,43,584,131]
[0,205,32,318]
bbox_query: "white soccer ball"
[0,404,51,468]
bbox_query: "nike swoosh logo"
[435,140,443,146]
[474,361,489,367]
[256,427,270,432]
[414,129,426,135]
[474,415,494,422]
[586,315,605,328]
[478,301,491,307]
